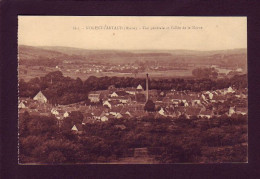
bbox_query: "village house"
[125,87,137,95]
[51,108,59,115]
[101,115,109,122]
[103,100,112,109]
[88,92,101,103]
[63,111,69,118]
[158,108,165,116]
[110,92,118,98]
[71,124,83,134]
[33,91,47,103]
[228,107,236,116]
[18,101,26,109]
[224,86,235,95]
[136,84,144,91]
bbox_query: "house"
[115,113,123,119]
[228,107,236,116]
[101,115,109,122]
[63,111,69,118]
[119,97,131,104]
[201,94,206,101]
[111,92,119,97]
[103,100,112,109]
[125,88,136,95]
[51,108,59,115]
[109,100,122,107]
[136,84,144,91]
[33,91,47,103]
[158,108,165,116]
[88,93,101,103]
[125,111,132,116]
[224,87,235,94]
[209,93,214,100]
[18,101,26,109]
[71,124,83,133]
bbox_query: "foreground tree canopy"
[19,111,248,164]
[144,100,156,112]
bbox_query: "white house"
[18,102,26,109]
[209,93,214,100]
[71,124,83,132]
[111,92,118,97]
[158,108,165,116]
[71,125,78,131]
[225,87,235,94]
[63,111,69,118]
[51,108,59,115]
[137,84,144,90]
[201,94,206,101]
[116,113,123,119]
[33,91,47,103]
[229,107,236,116]
[101,116,109,122]
[88,93,100,103]
[103,100,112,109]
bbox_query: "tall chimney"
[146,73,149,102]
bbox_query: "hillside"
[18,45,247,68]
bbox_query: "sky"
[18,16,247,51]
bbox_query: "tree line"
[19,71,247,105]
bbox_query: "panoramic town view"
[18,16,247,164]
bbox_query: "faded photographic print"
[18,16,247,164]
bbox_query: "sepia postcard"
[17,16,247,164]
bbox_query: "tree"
[144,100,155,112]
[192,68,218,79]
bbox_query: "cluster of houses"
[18,80,247,133]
